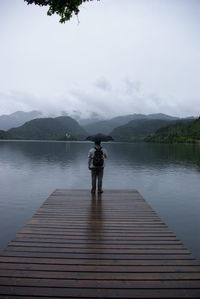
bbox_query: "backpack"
[93,147,104,167]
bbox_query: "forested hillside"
[8,116,87,140]
[0,130,15,140]
[145,118,200,143]
[110,119,179,142]
[83,113,179,135]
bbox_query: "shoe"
[91,190,96,194]
[98,190,103,194]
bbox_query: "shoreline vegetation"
[145,117,200,144]
[0,113,199,144]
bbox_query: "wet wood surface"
[0,189,200,298]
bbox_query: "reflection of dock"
[0,189,200,298]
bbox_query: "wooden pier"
[0,189,200,298]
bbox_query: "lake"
[0,140,200,260]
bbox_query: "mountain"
[110,119,179,142]
[83,113,180,135]
[73,112,104,126]
[145,118,199,143]
[8,116,87,140]
[147,113,179,120]
[0,110,43,130]
[84,119,120,135]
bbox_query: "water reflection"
[87,194,104,246]
[107,142,200,169]
[1,140,200,169]
[0,141,88,167]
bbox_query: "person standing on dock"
[88,141,107,194]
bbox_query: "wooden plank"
[13,239,183,245]
[1,263,200,273]
[1,251,195,260]
[1,277,200,289]
[15,233,180,240]
[0,189,200,299]
[18,231,176,236]
[2,286,200,298]
[27,222,170,232]
[8,241,186,249]
[1,269,200,280]
[1,286,200,298]
[0,256,199,266]
[5,246,190,254]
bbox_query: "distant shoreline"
[0,139,199,145]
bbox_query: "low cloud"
[124,78,141,95]
[0,78,198,119]
[94,77,112,92]
[0,91,35,114]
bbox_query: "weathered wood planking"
[0,189,200,298]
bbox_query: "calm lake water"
[0,140,200,260]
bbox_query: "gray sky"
[0,0,200,118]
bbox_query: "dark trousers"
[91,167,104,192]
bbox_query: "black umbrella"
[86,133,114,142]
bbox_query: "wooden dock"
[0,189,200,298]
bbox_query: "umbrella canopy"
[86,133,114,142]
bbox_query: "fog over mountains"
[0,110,43,130]
[0,110,183,130]
[0,110,195,142]
[83,113,180,135]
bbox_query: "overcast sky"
[0,0,199,118]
